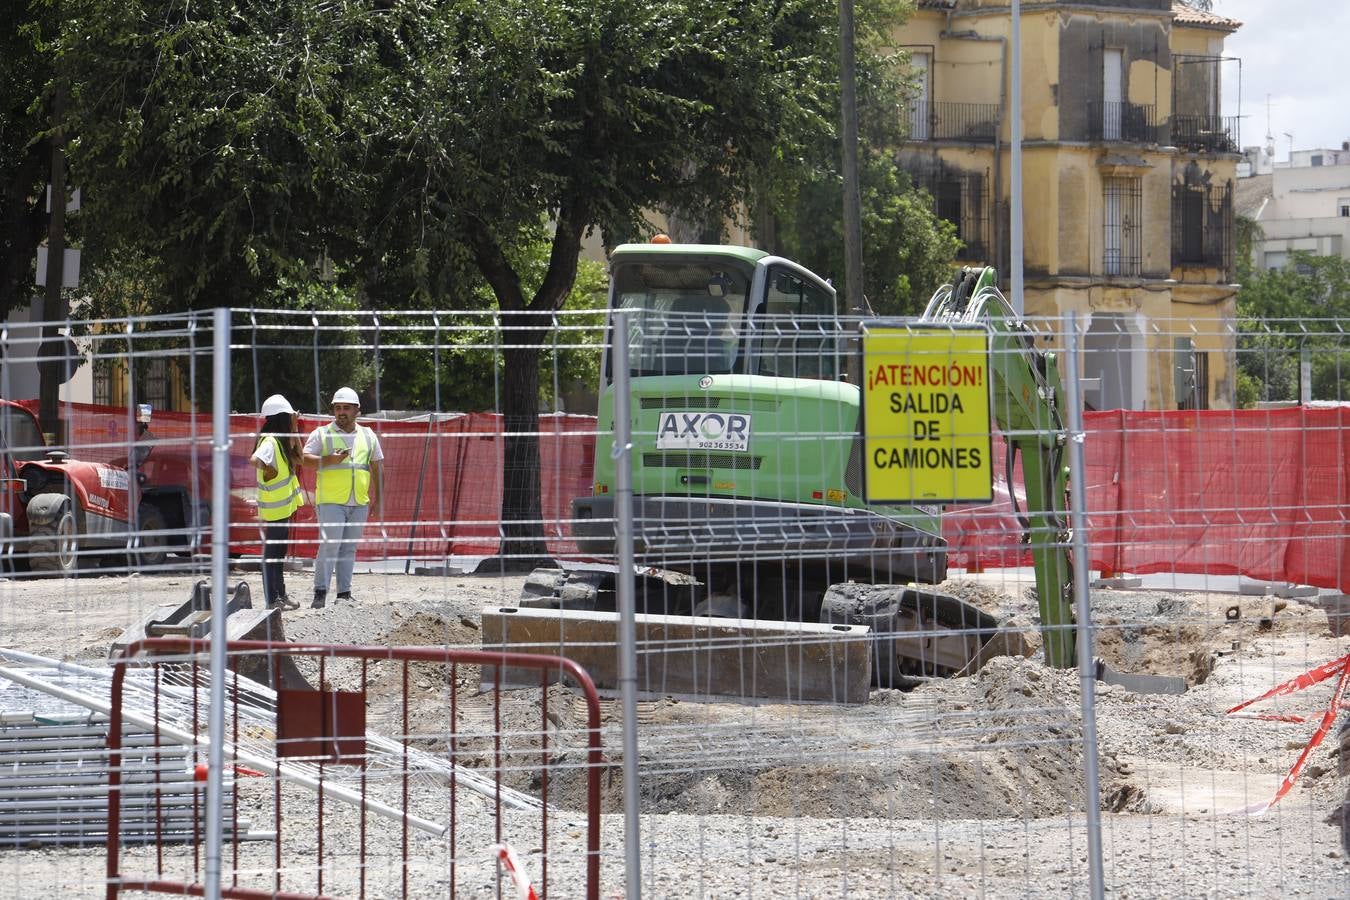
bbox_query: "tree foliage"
[44,0,953,562]
[1235,247,1350,405]
[374,241,608,413]
[773,155,961,315]
[57,0,410,305]
[0,1,58,322]
[752,1,959,313]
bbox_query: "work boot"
[337,591,354,603]
[269,595,300,611]
[311,590,327,609]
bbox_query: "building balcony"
[905,101,999,143]
[1171,115,1240,154]
[1086,101,1162,144]
[1171,181,1234,275]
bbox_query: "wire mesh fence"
[0,304,1347,897]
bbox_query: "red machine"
[1,400,171,573]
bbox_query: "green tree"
[773,155,961,314]
[57,0,402,306]
[371,0,906,565]
[0,1,57,322]
[55,0,440,412]
[1235,251,1350,404]
[51,0,932,567]
[375,242,607,413]
[755,4,960,313]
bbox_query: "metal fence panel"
[0,308,1346,897]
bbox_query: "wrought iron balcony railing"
[1086,101,1162,144]
[906,101,999,143]
[1170,115,1240,153]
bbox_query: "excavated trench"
[333,582,1297,822]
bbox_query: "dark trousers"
[261,518,292,605]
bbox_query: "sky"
[1215,0,1350,158]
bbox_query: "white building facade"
[1239,141,1350,271]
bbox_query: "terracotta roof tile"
[1172,1,1241,30]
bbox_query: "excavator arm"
[922,267,1076,667]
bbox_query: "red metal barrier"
[105,638,603,900]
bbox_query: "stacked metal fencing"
[0,661,262,848]
[0,307,1347,897]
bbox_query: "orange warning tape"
[1225,652,1350,815]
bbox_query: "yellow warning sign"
[860,324,993,504]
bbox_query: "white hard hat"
[260,394,296,417]
[331,386,360,406]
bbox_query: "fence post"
[1064,311,1105,900]
[611,310,643,898]
[205,307,231,899]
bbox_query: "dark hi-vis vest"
[256,436,303,521]
[316,424,373,506]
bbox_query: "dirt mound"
[382,609,481,648]
[541,655,1154,821]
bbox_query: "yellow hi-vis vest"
[256,436,304,521]
[316,424,372,506]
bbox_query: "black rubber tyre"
[128,503,169,570]
[28,497,82,576]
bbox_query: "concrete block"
[1092,576,1143,589]
[1320,595,1350,638]
[480,606,872,705]
[413,564,465,576]
[1239,579,1319,599]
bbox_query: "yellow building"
[897,0,1240,409]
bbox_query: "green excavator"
[486,240,1076,703]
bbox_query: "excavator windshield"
[610,259,751,378]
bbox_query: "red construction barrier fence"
[944,406,1350,592]
[22,401,1350,590]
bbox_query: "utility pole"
[839,0,865,384]
[38,79,68,446]
[1009,0,1024,316]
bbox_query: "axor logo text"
[655,411,752,452]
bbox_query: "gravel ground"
[2,563,1348,898]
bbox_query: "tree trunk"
[494,310,554,571]
[468,202,587,573]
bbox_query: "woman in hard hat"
[251,394,305,610]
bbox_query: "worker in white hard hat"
[302,386,384,608]
[251,394,304,610]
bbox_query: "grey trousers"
[314,503,369,595]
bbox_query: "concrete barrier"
[480,606,872,705]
